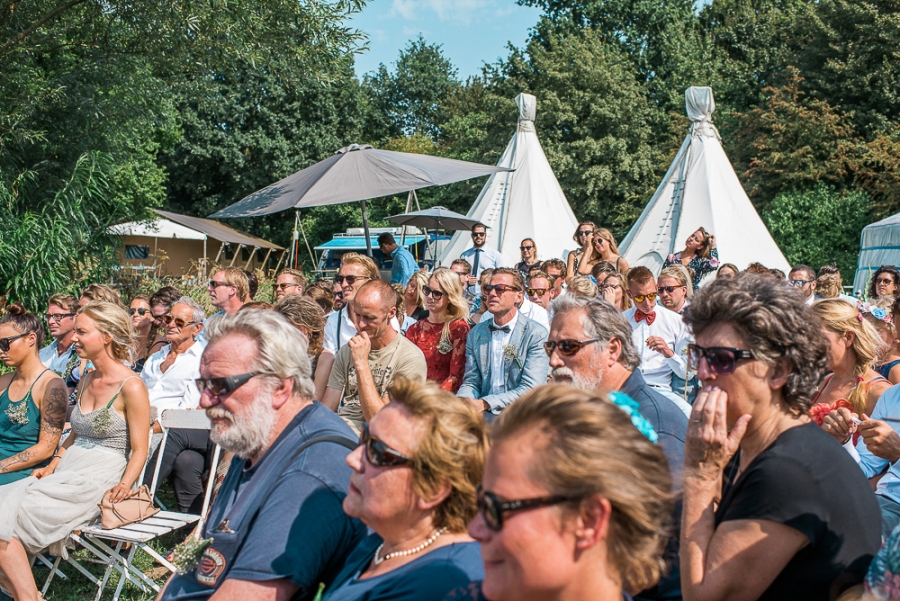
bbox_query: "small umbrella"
[386,206,482,265]
[210,144,512,257]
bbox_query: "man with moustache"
[546,293,687,601]
[159,310,365,601]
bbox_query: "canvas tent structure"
[853,213,900,294]
[620,87,790,277]
[439,93,580,267]
[112,209,284,278]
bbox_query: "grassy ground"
[30,484,188,601]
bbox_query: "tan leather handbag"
[98,485,159,529]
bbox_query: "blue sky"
[348,0,544,80]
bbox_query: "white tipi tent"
[620,87,790,276]
[439,93,579,266]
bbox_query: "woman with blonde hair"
[567,275,598,298]
[599,273,632,311]
[579,228,628,276]
[406,267,470,393]
[566,221,597,283]
[0,301,150,599]
[327,376,486,600]
[515,238,541,277]
[662,227,719,290]
[465,384,672,601]
[79,283,124,308]
[275,295,327,395]
[404,271,429,322]
[812,299,891,442]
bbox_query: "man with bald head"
[322,280,427,433]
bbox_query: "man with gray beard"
[160,310,365,601]
[546,294,687,601]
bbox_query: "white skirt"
[0,444,126,557]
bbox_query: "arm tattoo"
[0,449,35,473]
[39,383,67,438]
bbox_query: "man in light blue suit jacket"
[457,268,550,415]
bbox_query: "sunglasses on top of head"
[686,344,755,375]
[0,333,29,352]
[360,423,413,468]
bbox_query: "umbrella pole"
[361,199,373,257]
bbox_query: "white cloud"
[390,0,504,25]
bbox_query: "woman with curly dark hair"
[867,265,900,300]
[680,273,880,601]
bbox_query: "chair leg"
[94,541,122,601]
[111,546,139,601]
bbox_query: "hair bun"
[5,303,27,316]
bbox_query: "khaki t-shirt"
[327,334,427,433]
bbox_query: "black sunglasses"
[195,372,265,397]
[577,229,594,237]
[543,338,601,357]
[208,280,232,289]
[657,286,683,294]
[128,308,149,316]
[422,286,445,299]
[44,313,75,322]
[687,344,755,375]
[477,484,580,532]
[483,284,519,294]
[276,282,301,290]
[360,423,412,468]
[472,231,487,238]
[520,245,534,251]
[335,275,369,286]
[163,315,200,329]
[0,333,29,352]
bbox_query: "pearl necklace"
[373,527,447,565]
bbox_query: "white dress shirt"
[39,340,74,375]
[484,297,549,332]
[323,306,401,355]
[489,311,519,396]
[460,246,505,295]
[140,341,204,412]
[623,306,689,385]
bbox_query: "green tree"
[762,183,871,278]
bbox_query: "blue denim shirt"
[390,246,418,286]
[857,384,900,504]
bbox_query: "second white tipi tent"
[619,87,790,276]
[439,93,579,266]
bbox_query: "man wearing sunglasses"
[274,268,306,302]
[540,259,567,301]
[39,294,79,376]
[459,223,504,296]
[322,280,426,433]
[457,269,550,416]
[161,310,365,601]
[788,264,821,306]
[139,298,207,512]
[527,272,553,314]
[546,293,687,599]
[624,267,692,416]
[207,267,248,316]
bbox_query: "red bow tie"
[635,310,656,325]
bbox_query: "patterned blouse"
[663,248,719,290]
[405,318,470,393]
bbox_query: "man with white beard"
[546,293,687,601]
[160,310,366,601]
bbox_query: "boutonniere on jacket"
[502,344,523,369]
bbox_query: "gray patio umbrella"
[210,144,512,256]
[386,206,483,265]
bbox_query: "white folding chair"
[40,409,221,601]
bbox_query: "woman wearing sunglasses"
[867,265,900,300]
[515,238,541,278]
[326,376,487,601]
[662,227,718,291]
[0,304,67,500]
[680,273,880,601]
[566,221,598,284]
[406,268,471,393]
[404,271,430,323]
[129,294,167,373]
[462,384,672,601]
[577,228,628,278]
[0,301,151,599]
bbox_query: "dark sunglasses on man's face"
[0,333,28,352]
[275,282,301,291]
[472,231,487,238]
[128,308,149,316]
[421,286,445,299]
[360,423,412,468]
[208,280,232,289]
[195,371,264,397]
[477,484,579,532]
[163,315,199,329]
[335,275,369,286]
[788,279,813,287]
[483,284,518,294]
[543,338,600,357]
[44,313,75,322]
[657,286,683,295]
[687,344,755,376]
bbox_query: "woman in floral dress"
[662,227,719,290]
[406,268,470,393]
